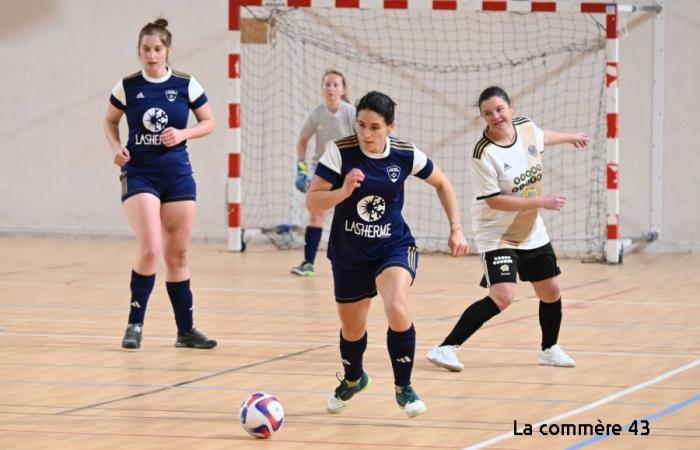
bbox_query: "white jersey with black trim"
[470,117,550,253]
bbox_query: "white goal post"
[226,0,660,263]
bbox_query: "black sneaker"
[122,323,142,349]
[175,328,217,349]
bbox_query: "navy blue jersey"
[109,67,208,175]
[315,135,434,267]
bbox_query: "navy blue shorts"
[479,242,561,287]
[120,171,196,203]
[332,245,418,303]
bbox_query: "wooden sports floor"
[0,237,698,449]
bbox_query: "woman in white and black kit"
[427,86,589,371]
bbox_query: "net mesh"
[240,6,607,258]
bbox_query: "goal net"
[240,6,607,258]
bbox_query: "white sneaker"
[426,345,464,372]
[404,399,427,418]
[326,393,346,414]
[325,372,370,414]
[539,344,576,367]
[395,385,427,418]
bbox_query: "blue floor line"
[566,393,700,449]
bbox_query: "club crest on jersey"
[165,89,178,102]
[387,165,401,183]
[528,145,538,157]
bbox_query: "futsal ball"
[239,392,285,438]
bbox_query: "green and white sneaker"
[395,385,426,418]
[326,371,371,414]
[291,261,315,277]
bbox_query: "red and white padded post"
[227,0,245,251]
[604,4,621,263]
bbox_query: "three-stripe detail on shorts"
[480,253,491,287]
[407,246,418,272]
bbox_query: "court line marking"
[0,331,697,359]
[55,344,330,415]
[0,291,697,309]
[0,428,455,449]
[0,380,678,411]
[461,357,700,450]
[566,393,700,449]
[0,263,82,276]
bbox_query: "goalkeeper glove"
[295,161,310,193]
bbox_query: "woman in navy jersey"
[307,91,469,418]
[426,86,589,372]
[103,18,217,350]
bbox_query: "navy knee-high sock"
[539,298,562,350]
[387,324,416,387]
[166,279,194,336]
[441,296,501,346]
[340,330,367,382]
[304,227,323,264]
[128,270,155,325]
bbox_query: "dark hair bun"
[154,18,169,28]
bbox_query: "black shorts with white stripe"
[479,242,561,288]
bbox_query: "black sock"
[387,324,416,387]
[441,296,501,346]
[340,330,367,382]
[166,279,194,336]
[128,270,155,325]
[539,298,562,350]
[304,227,323,264]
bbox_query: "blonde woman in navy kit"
[104,18,217,350]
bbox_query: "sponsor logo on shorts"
[493,255,513,276]
[493,255,513,265]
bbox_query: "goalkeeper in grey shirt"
[291,70,356,276]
